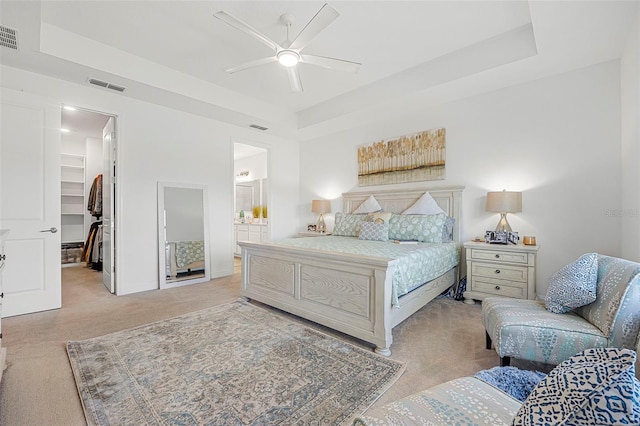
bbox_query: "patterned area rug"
[67,299,405,425]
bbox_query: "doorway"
[61,106,117,294]
[233,143,269,256]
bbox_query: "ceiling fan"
[213,3,361,92]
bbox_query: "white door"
[0,89,62,317]
[102,117,115,293]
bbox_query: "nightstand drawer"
[472,278,526,299]
[470,248,529,265]
[471,262,528,282]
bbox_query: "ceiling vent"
[88,78,126,93]
[0,25,19,50]
[249,124,268,131]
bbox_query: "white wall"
[299,61,622,297]
[235,151,267,181]
[621,7,640,261]
[1,65,300,295]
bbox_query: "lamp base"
[494,212,512,233]
[317,213,326,233]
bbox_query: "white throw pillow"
[402,192,445,215]
[353,195,382,214]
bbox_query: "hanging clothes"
[82,221,103,269]
[87,174,103,218]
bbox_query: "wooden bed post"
[373,263,395,356]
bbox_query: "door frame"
[63,105,120,295]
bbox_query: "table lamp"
[311,199,331,233]
[486,190,522,233]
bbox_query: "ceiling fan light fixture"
[277,50,299,67]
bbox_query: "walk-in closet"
[60,107,111,279]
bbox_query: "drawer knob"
[495,254,500,258]
[495,285,501,290]
[495,269,501,274]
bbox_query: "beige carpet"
[0,263,554,425]
[67,299,405,425]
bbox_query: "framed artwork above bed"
[357,127,446,186]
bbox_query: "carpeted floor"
[67,299,405,425]
[0,262,557,425]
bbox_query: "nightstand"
[297,231,332,237]
[463,241,539,303]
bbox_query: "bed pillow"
[332,212,366,237]
[388,213,448,243]
[359,221,389,241]
[442,216,455,242]
[401,191,445,215]
[545,253,598,314]
[352,195,382,214]
[513,348,640,426]
[364,211,393,224]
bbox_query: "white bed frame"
[240,185,464,355]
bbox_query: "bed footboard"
[240,241,397,354]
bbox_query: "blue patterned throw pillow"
[358,221,389,241]
[545,253,598,314]
[513,348,640,426]
[388,213,447,243]
[332,212,366,237]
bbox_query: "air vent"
[88,78,108,88]
[88,78,126,93]
[0,25,19,50]
[249,124,268,131]
[107,83,126,92]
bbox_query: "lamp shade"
[311,199,331,214]
[486,190,522,213]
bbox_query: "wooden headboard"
[342,185,464,244]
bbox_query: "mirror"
[235,178,268,221]
[235,183,254,213]
[157,182,210,289]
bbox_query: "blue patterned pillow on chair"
[545,253,598,314]
[358,221,389,241]
[513,347,640,425]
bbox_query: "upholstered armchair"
[483,254,640,367]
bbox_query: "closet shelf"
[60,153,86,256]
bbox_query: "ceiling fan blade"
[289,3,339,51]
[225,57,277,74]
[300,54,361,73]
[286,67,303,92]
[214,11,281,52]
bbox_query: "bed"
[165,240,205,280]
[239,186,463,355]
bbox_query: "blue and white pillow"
[332,212,366,237]
[359,221,389,241]
[513,348,640,425]
[388,213,447,243]
[545,253,598,314]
